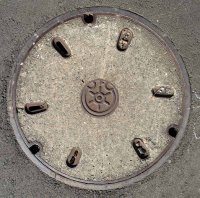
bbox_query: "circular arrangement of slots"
[8,7,190,190]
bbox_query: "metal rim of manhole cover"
[7,7,191,190]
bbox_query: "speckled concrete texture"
[1,0,200,197]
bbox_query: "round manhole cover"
[8,7,191,190]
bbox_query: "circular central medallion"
[81,79,119,116]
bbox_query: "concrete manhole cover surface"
[8,7,190,190]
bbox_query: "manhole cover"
[8,7,191,190]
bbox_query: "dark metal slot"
[132,138,149,160]
[83,14,94,24]
[52,37,71,58]
[168,126,178,138]
[29,144,40,155]
[152,86,174,98]
[117,28,133,51]
[66,147,82,168]
[29,106,41,112]
[25,102,48,114]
